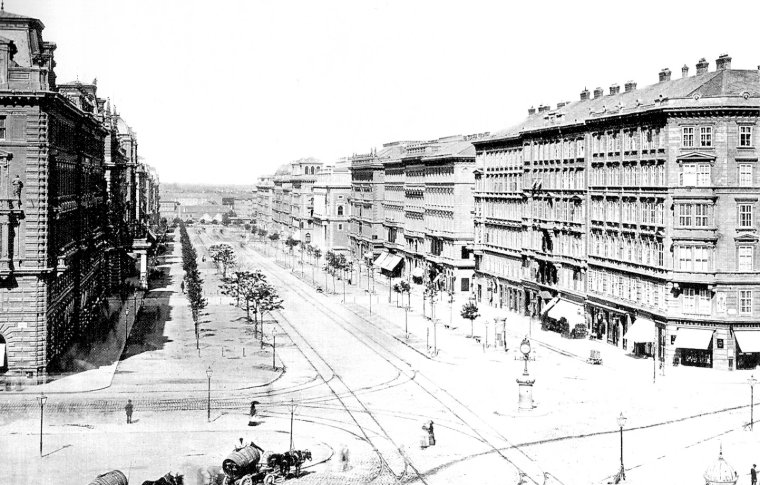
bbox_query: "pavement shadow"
[121,266,175,360]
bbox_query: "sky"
[14,0,760,184]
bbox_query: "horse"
[266,453,289,476]
[289,449,312,476]
[141,472,184,485]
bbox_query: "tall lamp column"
[749,375,757,431]
[617,412,627,482]
[36,393,47,456]
[206,367,213,422]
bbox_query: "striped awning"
[381,255,403,272]
[624,317,656,343]
[374,253,389,268]
[412,267,424,278]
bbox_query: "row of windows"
[590,163,665,187]
[531,199,585,223]
[682,125,754,148]
[480,200,523,221]
[479,149,523,170]
[677,203,712,227]
[591,128,663,155]
[675,245,713,272]
[528,169,584,191]
[588,269,667,310]
[589,233,665,267]
[527,138,586,162]
[590,199,665,225]
[477,174,523,193]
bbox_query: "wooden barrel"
[87,470,128,485]
[222,446,261,477]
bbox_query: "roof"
[484,68,760,143]
[0,9,44,27]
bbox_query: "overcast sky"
[16,0,760,184]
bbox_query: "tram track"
[234,238,546,484]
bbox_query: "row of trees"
[179,221,207,347]
[221,270,283,336]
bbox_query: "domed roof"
[704,446,738,485]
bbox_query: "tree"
[284,236,298,267]
[461,301,480,337]
[208,243,236,279]
[399,280,411,308]
[393,283,402,307]
[312,247,322,286]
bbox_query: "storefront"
[673,328,714,368]
[734,330,760,370]
[588,302,629,349]
[623,316,656,357]
[544,298,585,335]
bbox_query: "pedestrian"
[426,420,435,446]
[338,444,350,471]
[181,280,185,293]
[124,399,133,424]
[235,437,245,451]
[752,464,757,485]
[248,400,259,426]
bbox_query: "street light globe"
[37,393,47,405]
[206,367,213,379]
[617,412,627,429]
[749,375,757,387]
[520,337,531,357]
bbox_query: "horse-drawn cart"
[88,470,128,485]
[221,445,312,485]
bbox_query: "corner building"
[0,9,112,381]
[474,55,760,370]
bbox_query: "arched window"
[337,205,344,216]
[305,233,311,243]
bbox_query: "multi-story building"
[474,54,760,370]
[312,160,351,253]
[0,8,111,381]
[376,136,477,293]
[348,147,390,261]
[271,158,322,241]
[232,197,255,220]
[254,175,274,232]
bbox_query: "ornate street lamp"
[749,375,757,431]
[516,337,535,411]
[36,393,47,456]
[206,367,213,422]
[616,412,627,482]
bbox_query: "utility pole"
[289,399,297,452]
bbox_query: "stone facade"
[311,160,350,253]
[473,54,760,370]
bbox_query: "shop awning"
[363,251,374,259]
[541,297,560,316]
[412,267,424,278]
[624,317,656,343]
[735,331,760,353]
[0,343,5,366]
[547,299,585,326]
[381,255,403,272]
[539,290,553,300]
[374,253,389,268]
[674,328,714,350]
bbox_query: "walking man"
[181,280,185,294]
[752,464,757,485]
[125,399,134,424]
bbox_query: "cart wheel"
[240,476,254,485]
[263,473,275,485]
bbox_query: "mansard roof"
[484,69,760,143]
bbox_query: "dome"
[704,447,738,485]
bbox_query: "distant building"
[312,160,351,253]
[254,175,274,232]
[160,200,180,222]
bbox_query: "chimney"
[580,88,590,101]
[538,104,550,113]
[681,65,689,78]
[593,87,604,99]
[528,106,536,115]
[658,68,671,82]
[609,84,620,95]
[624,80,637,92]
[696,58,709,75]
[716,53,732,70]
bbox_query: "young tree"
[461,301,480,337]
[284,236,298,267]
[208,243,236,279]
[312,247,322,286]
[399,280,411,308]
[393,283,402,307]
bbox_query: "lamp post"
[617,412,627,482]
[125,306,130,345]
[749,375,757,431]
[36,393,47,456]
[206,366,213,422]
[516,337,535,411]
[405,304,409,340]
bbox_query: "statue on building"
[11,175,22,207]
